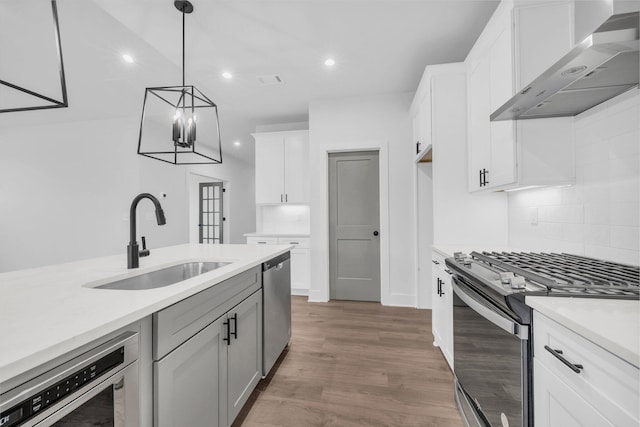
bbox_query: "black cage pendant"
[137,0,223,165]
[0,0,68,113]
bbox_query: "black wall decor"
[0,0,68,113]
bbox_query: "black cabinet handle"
[544,345,583,373]
[444,269,452,275]
[479,169,483,187]
[479,168,490,187]
[223,320,231,345]
[437,278,442,296]
[373,230,379,236]
[285,194,288,202]
[230,313,238,340]
[281,194,283,203]
[432,260,439,265]
[484,169,489,186]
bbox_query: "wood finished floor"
[233,296,464,427]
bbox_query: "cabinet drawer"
[533,311,639,425]
[431,251,449,273]
[153,266,262,360]
[246,237,278,245]
[277,237,310,249]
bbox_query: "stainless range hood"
[491,12,639,121]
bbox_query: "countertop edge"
[526,296,640,368]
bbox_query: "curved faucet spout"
[128,193,166,269]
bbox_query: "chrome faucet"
[128,193,166,269]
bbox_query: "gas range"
[446,251,640,324]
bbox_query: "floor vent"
[258,74,283,85]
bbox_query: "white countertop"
[0,244,291,385]
[526,296,640,367]
[244,232,311,238]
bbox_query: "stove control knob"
[462,257,472,266]
[454,252,464,260]
[510,276,526,289]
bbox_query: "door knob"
[373,230,379,236]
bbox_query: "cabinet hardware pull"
[258,242,267,244]
[285,194,288,202]
[432,260,439,265]
[290,241,299,244]
[281,194,283,203]
[223,320,231,345]
[479,169,483,187]
[544,345,583,373]
[230,313,238,340]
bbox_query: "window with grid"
[199,182,224,244]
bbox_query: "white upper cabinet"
[467,0,575,192]
[253,130,310,204]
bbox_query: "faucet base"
[127,243,139,269]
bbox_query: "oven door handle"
[453,279,528,340]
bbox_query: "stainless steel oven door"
[0,332,139,427]
[452,278,530,427]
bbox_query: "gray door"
[329,151,381,302]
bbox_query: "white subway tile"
[610,179,639,203]
[562,223,585,244]
[584,224,610,246]
[610,226,640,251]
[539,222,563,240]
[585,202,610,225]
[610,156,639,181]
[609,130,640,159]
[610,203,640,227]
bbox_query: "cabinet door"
[283,133,310,203]
[467,56,492,192]
[227,290,263,425]
[488,22,517,189]
[154,315,227,427]
[255,136,285,204]
[534,360,613,427]
[431,268,444,347]
[290,248,310,291]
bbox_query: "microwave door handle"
[453,280,528,340]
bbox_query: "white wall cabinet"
[253,130,310,204]
[431,251,453,370]
[533,311,639,427]
[466,0,575,192]
[246,236,310,295]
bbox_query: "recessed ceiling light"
[222,71,233,79]
[324,58,335,67]
[233,141,241,147]
[122,53,134,64]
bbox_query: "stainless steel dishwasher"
[262,251,291,377]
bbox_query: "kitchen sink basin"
[93,261,231,290]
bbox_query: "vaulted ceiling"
[1,0,499,163]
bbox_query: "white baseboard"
[291,288,309,296]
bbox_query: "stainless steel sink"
[93,262,231,290]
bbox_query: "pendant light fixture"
[0,0,68,113]
[137,0,223,165]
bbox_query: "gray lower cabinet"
[152,266,264,427]
[154,315,227,427]
[226,290,262,423]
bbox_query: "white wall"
[0,116,255,273]
[308,93,416,306]
[509,90,640,266]
[257,205,310,235]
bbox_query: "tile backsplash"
[509,90,639,266]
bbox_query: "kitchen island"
[0,243,291,388]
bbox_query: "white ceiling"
[1,0,499,163]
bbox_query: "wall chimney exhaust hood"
[491,12,639,121]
